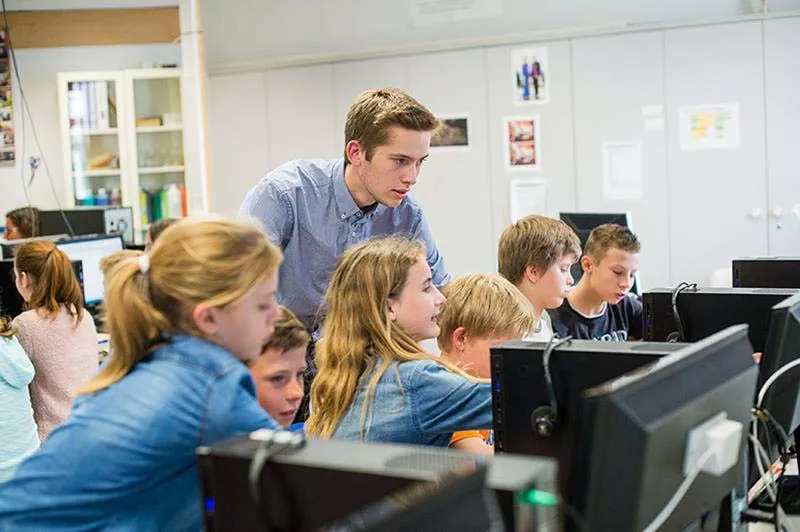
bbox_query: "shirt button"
[341,213,346,219]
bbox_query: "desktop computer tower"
[732,257,800,289]
[198,435,556,532]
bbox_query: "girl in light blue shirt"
[306,236,492,446]
[0,317,38,484]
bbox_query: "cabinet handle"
[748,208,762,220]
[770,207,784,219]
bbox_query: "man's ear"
[192,303,220,336]
[452,326,468,351]
[345,139,365,166]
[523,265,540,285]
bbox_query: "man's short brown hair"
[344,88,439,163]
[437,274,535,353]
[498,215,582,285]
[261,306,311,355]
[584,224,641,262]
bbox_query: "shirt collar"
[333,159,363,221]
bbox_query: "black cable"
[541,335,573,424]
[249,439,278,532]
[0,0,75,238]
[666,282,697,342]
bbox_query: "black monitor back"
[643,287,797,352]
[732,257,800,289]
[38,207,134,245]
[558,212,639,294]
[759,292,800,435]
[567,325,758,531]
[491,339,685,487]
[0,259,84,318]
[197,436,556,532]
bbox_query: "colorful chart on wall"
[511,47,549,105]
[503,115,540,172]
[0,30,13,166]
[679,103,741,151]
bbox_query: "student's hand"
[753,352,762,364]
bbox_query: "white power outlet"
[684,412,743,477]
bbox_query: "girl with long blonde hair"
[0,218,283,530]
[306,235,493,446]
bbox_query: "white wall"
[0,44,180,218]
[199,0,800,71]
[206,14,800,288]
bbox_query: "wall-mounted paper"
[511,47,549,105]
[602,141,642,201]
[509,178,547,222]
[430,114,471,151]
[679,103,741,150]
[412,0,502,26]
[503,115,540,172]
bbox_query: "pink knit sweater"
[13,306,98,441]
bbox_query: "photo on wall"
[511,47,549,105]
[503,115,540,172]
[0,30,13,166]
[430,115,470,151]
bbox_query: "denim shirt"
[238,158,450,331]
[0,335,277,531]
[331,359,492,447]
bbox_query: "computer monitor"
[0,259,84,318]
[38,207,134,245]
[732,257,800,289]
[558,212,639,294]
[491,339,686,487]
[56,235,124,307]
[642,287,798,352]
[566,325,758,531]
[758,292,800,436]
[0,234,69,259]
[197,436,557,532]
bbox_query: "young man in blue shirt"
[239,88,451,419]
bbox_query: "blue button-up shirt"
[0,335,277,531]
[239,158,450,331]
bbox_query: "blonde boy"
[550,223,642,341]
[438,274,535,454]
[248,307,310,428]
[498,215,582,341]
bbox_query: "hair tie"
[138,254,150,274]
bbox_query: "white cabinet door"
[764,18,800,255]
[665,21,768,285]
[409,49,495,275]
[572,32,670,289]
[484,41,577,253]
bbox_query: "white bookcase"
[57,68,202,243]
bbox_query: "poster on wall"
[430,115,470,151]
[0,30,13,166]
[503,115,540,172]
[509,178,547,222]
[602,141,643,201]
[679,103,740,151]
[511,47,549,105]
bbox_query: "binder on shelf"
[95,81,109,130]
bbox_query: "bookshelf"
[58,68,199,244]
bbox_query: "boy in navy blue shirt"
[549,224,642,341]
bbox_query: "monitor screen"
[1,259,84,318]
[56,236,123,305]
[567,325,758,530]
